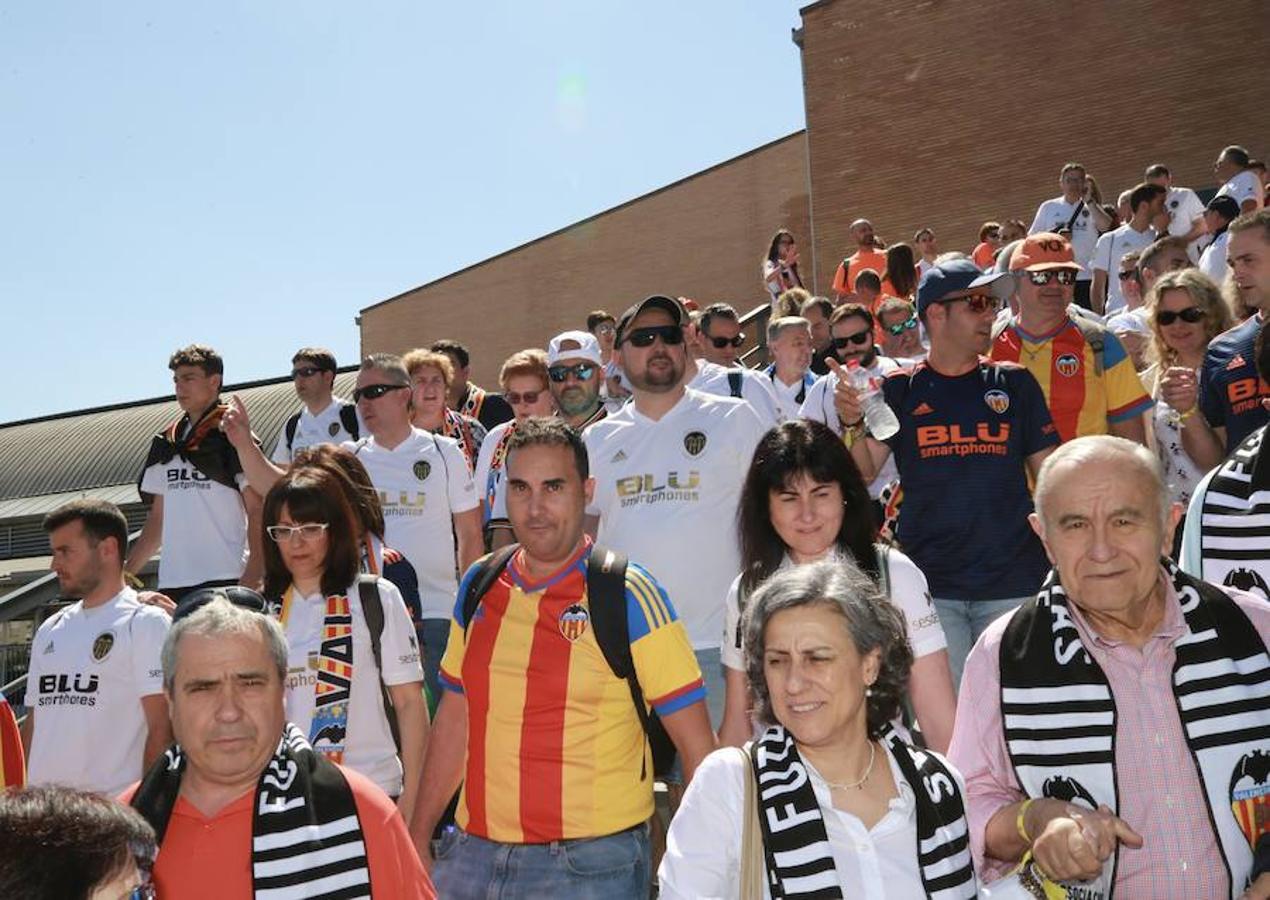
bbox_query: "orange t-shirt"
[832,248,890,297]
[121,766,435,900]
[972,242,997,270]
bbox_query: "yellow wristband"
[1016,798,1035,844]
[123,571,144,590]
[1178,405,1197,421]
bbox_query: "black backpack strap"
[1069,315,1106,377]
[284,411,301,453]
[460,545,519,635]
[339,403,360,441]
[356,575,401,755]
[727,370,744,399]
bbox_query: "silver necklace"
[814,741,877,791]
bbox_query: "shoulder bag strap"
[356,575,401,754]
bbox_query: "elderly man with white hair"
[949,435,1270,899]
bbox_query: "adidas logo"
[611,450,627,463]
[912,402,935,416]
[43,642,54,655]
[1227,354,1245,371]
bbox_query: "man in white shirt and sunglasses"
[877,297,927,362]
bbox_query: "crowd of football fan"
[1,148,1268,900]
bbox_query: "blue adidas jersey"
[881,359,1059,600]
[1199,314,1268,449]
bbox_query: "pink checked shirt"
[949,574,1270,896]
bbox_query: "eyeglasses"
[1117,270,1139,282]
[939,293,1002,314]
[266,523,330,543]
[883,315,918,336]
[707,333,746,349]
[504,389,543,405]
[352,383,407,402]
[548,363,597,382]
[594,323,616,335]
[984,230,1000,240]
[291,366,324,379]
[831,331,872,349]
[622,325,685,348]
[1025,269,1079,286]
[1156,306,1204,326]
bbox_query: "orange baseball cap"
[1009,232,1083,272]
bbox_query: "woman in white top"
[1141,268,1234,552]
[261,466,428,821]
[718,420,956,752]
[763,228,805,309]
[660,560,978,899]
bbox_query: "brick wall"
[798,0,1270,294]
[359,133,810,388]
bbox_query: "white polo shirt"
[345,429,478,619]
[585,388,767,649]
[1216,169,1265,209]
[270,398,359,463]
[1029,197,1100,280]
[24,589,169,796]
[689,361,783,428]
[1163,186,1207,261]
[282,577,423,797]
[139,452,248,589]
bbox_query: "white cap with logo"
[547,330,603,366]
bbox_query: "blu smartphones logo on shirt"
[615,471,701,507]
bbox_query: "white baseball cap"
[547,331,603,366]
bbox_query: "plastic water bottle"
[846,360,899,440]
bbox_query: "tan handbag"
[737,746,766,900]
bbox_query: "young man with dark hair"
[696,302,744,368]
[1144,163,1207,259]
[681,302,782,426]
[1092,182,1166,315]
[127,344,263,603]
[799,295,835,374]
[429,339,514,431]
[914,226,939,276]
[271,347,360,464]
[412,416,713,895]
[23,499,172,795]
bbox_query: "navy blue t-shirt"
[1199,314,1268,450]
[881,359,1060,600]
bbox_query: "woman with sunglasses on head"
[718,419,957,753]
[1144,269,1234,549]
[763,228,805,309]
[261,466,428,822]
[472,348,556,549]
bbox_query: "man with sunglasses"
[585,295,767,736]
[877,297,927,362]
[346,353,482,699]
[681,303,782,426]
[992,233,1151,444]
[546,330,607,431]
[837,259,1060,685]
[270,347,360,464]
[696,302,745,368]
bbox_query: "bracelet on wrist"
[1016,798,1036,845]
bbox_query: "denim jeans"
[432,825,650,900]
[419,617,450,711]
[933,596,1029,690]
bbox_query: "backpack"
[285,403,360,453]
[354,575,402,754]
[991,315,1105,376]
[460,544,677,780]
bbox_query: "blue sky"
[1,2,807,423]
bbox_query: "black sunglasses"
[623,325,685,348]
[831,331,872,349]
[353,383,408,402]
[938,293,1002,314]
[291,366,325,379]
[1156,306,1204,326]
[884,315,918,336]
[1026,269,1078,286]
[173,585,270,622]
[505,389,543,405]
[548,363,597,382]
[707,333,746,349]
[1117,270,1139,282]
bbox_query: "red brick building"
[362,0,1269,387]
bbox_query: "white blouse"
[658,741,927,899]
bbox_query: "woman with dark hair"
[0,784,157,899]
[261,466,428,821]
[884,241,919,301]
[660,561,978,898]
[763,228,805,306]
[718,420,955,752]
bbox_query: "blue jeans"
[432,825,650,900]
[419,618,450,711]
[933,597,1028,690]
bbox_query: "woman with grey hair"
[659,560,978,899]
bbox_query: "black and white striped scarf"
[750,722,977,898]
[1200,426,1270,600]
[132,723,372,899]
[1000,560,1270,899]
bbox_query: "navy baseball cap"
[916,258,1014,315]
